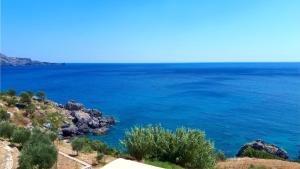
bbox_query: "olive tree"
[19,142,57,169]
[18,128,58,169]
[71,137,88,155]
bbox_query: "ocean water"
[1,63,300,159]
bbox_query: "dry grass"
[217,157,300,169]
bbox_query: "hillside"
[0,53,57,66]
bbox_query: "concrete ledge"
[101,158,163,169]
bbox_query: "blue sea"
[1,63,300,159]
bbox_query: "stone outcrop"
[237,140,288,159]
[64,101,84,111]
[59,101,116,138]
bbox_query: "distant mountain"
[0,53,57,66]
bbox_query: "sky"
[1,0,300,63]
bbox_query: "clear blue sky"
[1,0,300,63]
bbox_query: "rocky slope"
[0,93,115,137]
[237,140,289,159]
[59,101,116,137]
[0,53,57,66]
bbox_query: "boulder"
[85,108,102,117]
[88,117,100,128]
[92,127,109,135]
[100,116,115,125]
[16,103,26,109]
[64,101,84,111]
[32,96,42,101]
[61,124,78,137]
[71,111,91,124]
[76,122,90,133]
[237,140,288,159]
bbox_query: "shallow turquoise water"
[1,63,300,158]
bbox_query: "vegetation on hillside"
[121,125,216,169]
[240,147,283,160]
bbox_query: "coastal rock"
[72,111,91,123]
[88,117,100,128]
[59,100,116,138]
[100,116,116,125]
[92,127,109,135]
[237,139,288,159]
[85,108,102,117]
[64,101,84,111]
[77,122,90,134]
[61,124,79,137]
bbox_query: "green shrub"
[121,125,216,169]
[29,128,52,145]
[47,131,58,142]
[18,128,58,169]
[6,89,16,97]
[0,109,10,121]
[12,127,31,145]
[215,151,226,161]
[20,92,32,104]
[33,111,66,132]
[240,147,282,160]
[36,91,46,101]
[25,104,35,117]
[71,137,89,155]
[0,121,16,139]
[19,140,57,169]
[6,96,17,107]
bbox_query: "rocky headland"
[237,139,289,159]
[59,100,116,137]
[0,53,59,66]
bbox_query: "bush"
[47,131,58,142]
[0,109,10,121]
[20,92,32,104]
[25,104,35,117]
[121,125,216,169]
[19,141,57,169]
[29,128,52,145]
[18,128,58,169]
[71,137,89,155]
[36,91,46,101]
[12,127,31,145]
[33,111,66,132]
[215,151,226,161]
[240,147,282,160]
[6,96,17,107]
[0,121,16,139]
[6,89,16,96]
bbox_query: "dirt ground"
[55,140,116,169]
[217,157,300,169]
